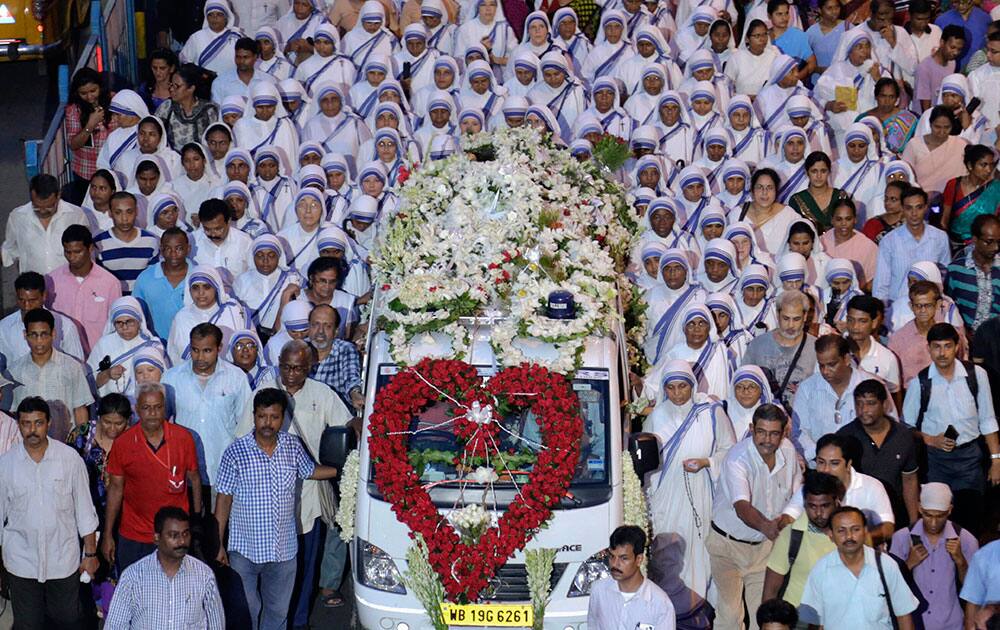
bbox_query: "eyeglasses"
[233,342,257,351]
[279,363,309,373]
[754,184,775,192]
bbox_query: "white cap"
[919,482,952,511]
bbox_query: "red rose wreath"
[367,357,583,602]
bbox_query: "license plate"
[440,603,534,627]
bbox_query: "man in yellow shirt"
[761,471,842,608]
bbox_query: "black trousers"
[7,571,81,630]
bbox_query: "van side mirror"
[320,425,358,468]
[627,432,660,481]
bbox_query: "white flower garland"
[336,449,360,542]
[370,126,636,374]
[622,451,651,536]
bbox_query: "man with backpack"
[761,471,841,610]
[901,322,1000,534]
[889,482,979,630]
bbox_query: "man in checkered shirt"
[214,387,340,630]
[105,506,224,629]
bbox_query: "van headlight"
[567,550,610,597]
[356,539,406,594]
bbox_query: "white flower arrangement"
[370,126,637,374]
[335,449,360,542]
[449,503,493,544]
[622,451,651,571]
[468,466,500,484]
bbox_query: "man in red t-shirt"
[101,383,202,573]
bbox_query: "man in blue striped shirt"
[105,506,225,630]
[873,186,951,307]
[94,192,159,294]
[945,214,1000,334]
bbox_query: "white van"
[351,317,627,630]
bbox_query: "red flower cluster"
[397,163,414,184]
[367,358,583,602]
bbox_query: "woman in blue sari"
[941,143,1000,247]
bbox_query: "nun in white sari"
[527,53,586,141]
[504,12,566,83]
[652,303,737,402]
[342,0,398,75]
[643,249,708,366]
[717,160,752,213]
[643,359,736,599]
[758,127,809,204]
[620,25,682,96]
[886,261,963,333]
[275,0,327,59]
[262,300,313,366]
[832,123,884,220]
[774,252,826,323]
[674,166,723,235]
[686,82,724,154]
[630,240,670,294]
[294,23,357,95]
[755,54,819,131]
[583,77,635,141]
[724,97,767,166]
[97,90,148,173]
[277,188,326,273]
[777,220,831,292]
[179,0,243,76]
[458,60,506,122]
[394,24,440,94]
[696,238,739,294]
[580,11,636,83]
[628,197,700,277]
[316,225,371,299]
[453,0,515,78]
[550,8,591,75]
[653,92,694,165]
[915,74,990,145]
[734,263,777,333]
[814,28,884,138]
[172,142,221,217]
[233,234,302,332]
[422,0,457,55]
[673,6,714,65]
[228,329,277,390]
[233,82,299,162]
[120,116,182,186]
[255,28,294,82]
[823,258,864,329]
[707,292,753,362]
[623,63,669,123]
[167,266,251,364]
[87,297,166,397]
[303,83,371,172]
[725,365,774,436]
[678,50,734,112]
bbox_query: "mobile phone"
[400,61,412,81]
[944,425,959,441]
[910,534,922,548]
[98,355,112,372]
[967,97,981,115]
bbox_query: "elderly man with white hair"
[741,290,817,408]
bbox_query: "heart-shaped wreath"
[367,357,583,602]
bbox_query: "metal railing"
[23,0,138,184]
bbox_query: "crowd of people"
[2,0,1000,626]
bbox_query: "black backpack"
[914,361,985,482]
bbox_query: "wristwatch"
[991,453,1000,460]
[84,552,98,558]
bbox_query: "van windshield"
[370,365,610,487]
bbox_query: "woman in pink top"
[819,198,878,290]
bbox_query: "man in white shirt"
[799,506,918,630]
[191,199,252,285]
[968,31,1000,129]
[813,433,896,545]
[845,295,902,400]
[708,404,803,630]
[0,396,100,629]
[229,0,283,34]
[2,174,86,276]
[587,525,676,630]
[901,322,1000,536]
[792,334,888,464]
[211,38,276,105]
[0,272,84,364]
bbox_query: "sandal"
[322,590,345,608]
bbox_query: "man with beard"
[587,525,676,629]
[800,507,918,630]
[308,304,364,410]
[761,471,842,608]
[708,404,802,630]
[742,290,817,409]
[216,387,339,630]
[105,507,225,629]
[0,397,99,629]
